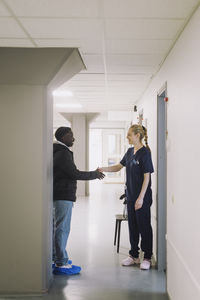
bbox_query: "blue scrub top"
[120,146,154,204]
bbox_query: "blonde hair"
[130,124,151,152]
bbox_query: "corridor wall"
[0,48,85,295]
[136,6,200,300]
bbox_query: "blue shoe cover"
[53,264,81,275]
[52,259,72,269]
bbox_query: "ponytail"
[142,126,151,152]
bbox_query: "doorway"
[157,83,167,272]
[102,129,125,183]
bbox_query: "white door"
[102,129,125,183]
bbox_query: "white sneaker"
[55,264,72,269]
[122,256,140,266]
[140,259,151,270]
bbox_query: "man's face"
[62,130,75,147]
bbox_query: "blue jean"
[53,200,73,266]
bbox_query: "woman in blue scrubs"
[99,124,154,270]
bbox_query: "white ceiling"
[0,0,199,113]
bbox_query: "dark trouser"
[127,201,153,260]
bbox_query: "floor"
[3,182,169,300]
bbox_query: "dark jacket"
[53,143,99,201]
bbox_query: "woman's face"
[127,129,139,145]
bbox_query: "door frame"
[156,82,167,272]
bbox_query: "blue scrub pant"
[127,201,153,260]
[53,200,73,266]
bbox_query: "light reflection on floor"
[47,182,168,300]
[4,182,168,300]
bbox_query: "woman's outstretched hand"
[135,197,143,210]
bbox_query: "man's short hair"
[55,127,72,141]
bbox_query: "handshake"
[95,167,105,180]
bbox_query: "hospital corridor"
[3,182,169,300]
[0,1,200,300]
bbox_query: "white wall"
[0,85,52,294]
[42,89,53,291]
[136,6,200,300]
[0,48,85,296]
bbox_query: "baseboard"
[0,289,48,298]
[166,235,200,299]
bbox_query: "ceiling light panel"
[53,90,74,97]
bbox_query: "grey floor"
[3,183,169,300]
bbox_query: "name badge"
[133,159,139,165]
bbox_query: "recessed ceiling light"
[53,90,74,97]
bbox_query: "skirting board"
[166,235,200,299]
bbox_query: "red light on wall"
[164,97,168,102]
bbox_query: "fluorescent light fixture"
[55,103,82,108]
[53,90,74,97]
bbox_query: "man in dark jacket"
[53,126,104,275]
